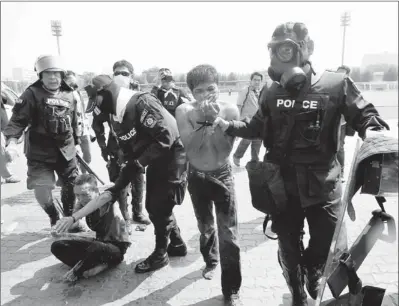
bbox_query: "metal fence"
[2,79,398,97]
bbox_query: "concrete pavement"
[1,94,398,305]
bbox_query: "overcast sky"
[1,2,398,77]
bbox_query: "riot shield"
[316,136,398,306]
[315,138,363,306]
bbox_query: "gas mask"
[267,39,310,92]
[113,74,131,89]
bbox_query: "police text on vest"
[119,128,136,141]
[276,99,318,109]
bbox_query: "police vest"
[262,71,347,164]
[26,82,77,161]
[156,87,182,116]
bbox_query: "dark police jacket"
[151,85,190,117]
[227,70,389,207]
[105,87,187,195]
[91,82,142,158]
[91,112,120,156]
[4,80,80,163]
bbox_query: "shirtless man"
[175,64,242,306]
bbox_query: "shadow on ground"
[169,216,270,269]
[3,217,272,306]
[1,231,52,272]
[4,260,152,306]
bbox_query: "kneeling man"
[175,64,242,306]
[52,174,131,282]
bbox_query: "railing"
[2,79,398,96]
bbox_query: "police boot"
[135,234,169,273]
[61,183,76,217]
[167,225,187,257]
[43,204,60,227]
[34,188,60,227]
[278,251,308,306]
[303,263,324,300]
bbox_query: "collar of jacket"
[113,87,138,123]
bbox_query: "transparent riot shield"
[315,137,398,306]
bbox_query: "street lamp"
[51,20,62,56]
[340,11,351,66]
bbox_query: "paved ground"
[1,92,398,306]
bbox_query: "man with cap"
[4,55,82,231]
[90,60,150,228]
[151,68,191,117]
[212,22,390,305]
[78,74,188,273]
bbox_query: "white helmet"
[34,55,66,75]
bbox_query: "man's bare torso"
[176,101,239,171]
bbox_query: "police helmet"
[34,55,66,75]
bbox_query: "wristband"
[72,216,77,223]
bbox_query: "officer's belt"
[188,163,230,194]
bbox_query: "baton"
[76,154,105,185]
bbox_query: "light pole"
[51,20,62,56]
[340,11,351,66]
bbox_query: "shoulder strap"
[241,86,251,109]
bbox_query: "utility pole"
[340,11,351,66]
[51,20,62,56]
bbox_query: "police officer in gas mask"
[213,22,389,305]
[4,55,82,231]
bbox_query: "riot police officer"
[88,60,151,228]
[85,75,188,273]
[151,68,191,117]
[4,55,82,230]
[213,22,389,305]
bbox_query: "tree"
[227,72,238,81]
[350,67,361,82]
[360,69,373,82]
[80,72,96,87]
[178,74,186,83]
[383,65,398,81]
[142,67,160,84]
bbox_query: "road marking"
[19,237,50,251]
[4,222,18,233]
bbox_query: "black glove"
[100,147,109,162]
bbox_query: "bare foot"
[202,264,217,280]
[82,264,108,278]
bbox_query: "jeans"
[51,237,127,276]
[187,163,242,296]
[233,138,262,161]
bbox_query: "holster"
[245,160,288,215]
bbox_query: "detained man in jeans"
[233,72,263,167]
[176,65,242,306]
